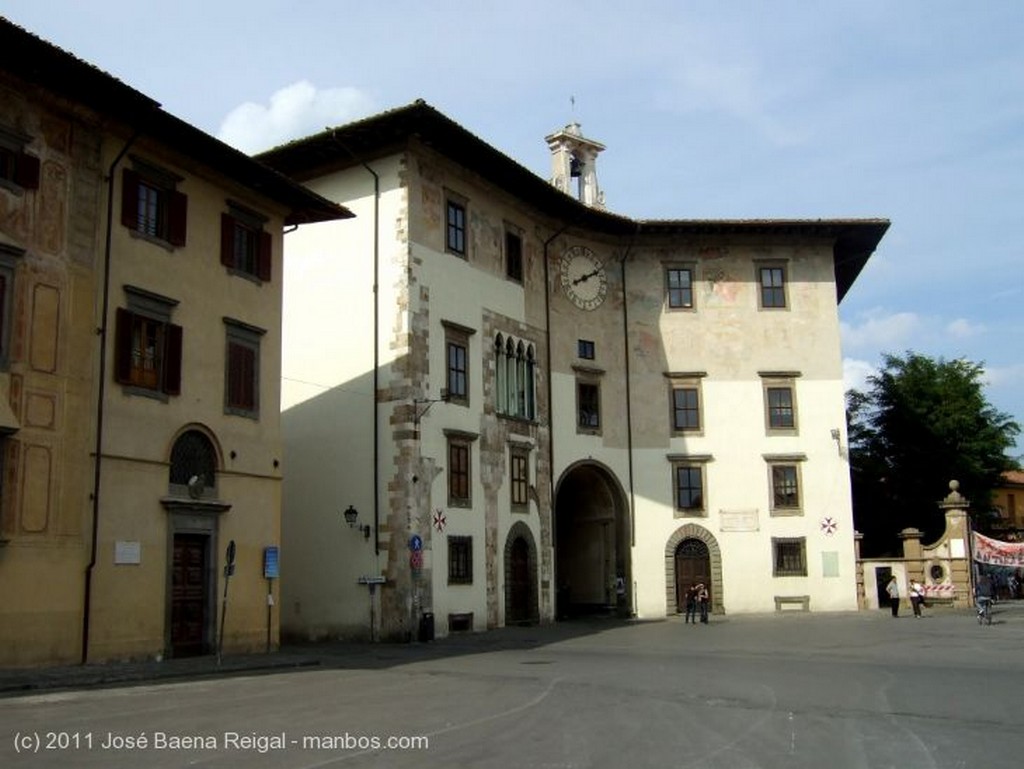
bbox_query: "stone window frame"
[115,285,182,402]
[445,189,468,258]
[509,443,531,512]
[574,365,603,436]
[756,260,789,311]
[504,223,523,283]
[221,201,271,284]
[442,320,475,407]
[448,535,473,585]
[0,124,40,195]
[121,157,187,250]
[667,453,713,518]
[0,244,24,371]
[665,261,697,311]
[445,429,478,508]
[494,333,537,422]
[764,453,807,516]
[223,317,265,420]
[666,371,706,436]
[772,537,808,577]
[760,371,801,436]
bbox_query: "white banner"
[972,532,1024,567]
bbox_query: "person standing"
[909,579,925,618]
[684,583,698,624]
[697,583,710,624]
[885,575,900,617]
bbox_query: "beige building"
[0,19,349,666]
[260,101,888,642]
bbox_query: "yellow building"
[992,469,1024,539]
[0,19,349,666]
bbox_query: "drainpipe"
[329,134,381,556]
[618,227,638,548]
[83,129,141,664]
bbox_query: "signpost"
[263,546,279,653]
[217,539,236,665]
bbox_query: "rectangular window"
[667,267,694,309]
[766,386,796,430]
[446,198,466,256]
[221,207,271,281]
[773,538,807,577]
[448,438,471,506]
[672,387,701,431]
[577,339,595,360]
[0,247,20,370]
[224,319,265,418]
[121,165,187,247]
[0,125,40,193]
[448,536,473,584]
[758,265,787,309]
[674,464,705,512]
[505,229,523,282]
[114,309,182,396]
[577,382,600,430]
[510,448,529,510]
[447,340,467,401]
[770,464,800,512]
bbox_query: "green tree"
[847,352,1020,555]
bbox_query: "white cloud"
[843,358,877,394]
[946,318,985,339]
[217,81,376,154]
[983,362,1024,389]
[840,308,923,351]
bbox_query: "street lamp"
[343,505,371,540]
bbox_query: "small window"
[121,164,187,247]
[766,386,796,431]
[770,464,801,512]
[666,266,694,309]
[674,464,705,513]
[0,125,40,193]
[224,319,265,418]
[577,382,600,431]
[0,246,22,370]
[672,387,700,432]
[221,206,271,282]
[114,287,182,398]
[443,321,474,406]
[169,429,218,496]
[448,437,472,507]
[446,197,466,257]
[510,447,530,510]
[448,535,473,584]
[578,340,595,360]
[773,538,807,577]
[505,229,523,282]
[758,265,787,309]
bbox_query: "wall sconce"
[342,504,371,540]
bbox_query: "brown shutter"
[15,153,40,190]
[167,190,187,247]
[163,323,183,395]
[113,308,134,384]
[120,169,140,229]
[257,230,272,281]
[221,213,235,268]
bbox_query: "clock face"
[559,245,607,311]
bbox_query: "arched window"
[495,334,507,412]
[505,337,517,415]
[169,429,218,497]
[525,344,536,419]
[494,334,537,421]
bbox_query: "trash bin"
[418,612,434,642]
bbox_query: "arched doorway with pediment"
[666,524,724,615]
[554,461,631,618]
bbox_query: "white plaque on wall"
[114,540,141,565]
[950,538,966,558]
[719,509,759,532]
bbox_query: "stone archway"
[665,524,724,615]
[554,461,631,617]
[503,521,539,625]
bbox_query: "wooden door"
[508,537,531,623]
[674,539,711,613]
[171,534,207,657]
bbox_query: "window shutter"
[168,190,188,247]
[14,153,40,190]
[257,230,272,281]
[120,169,140,229]
[163,323,183,395]
[113,308,134,384]
[220,213,236,268]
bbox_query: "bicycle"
[976,596,993,625]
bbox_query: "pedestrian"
[684,583,698,624]
[697,582,710,624]
[885,575,900,617]
[909,579,925,618]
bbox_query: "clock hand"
[572,268,601,286]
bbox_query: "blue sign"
[263,546,280,579]
[409,535,423,552]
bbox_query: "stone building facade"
[0,19,348,666]
[261,101,888,641]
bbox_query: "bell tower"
[545,122,606,210]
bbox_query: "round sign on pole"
[410,550,423,570]
[409,535,423,552]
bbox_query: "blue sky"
[5,1,1022,456]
